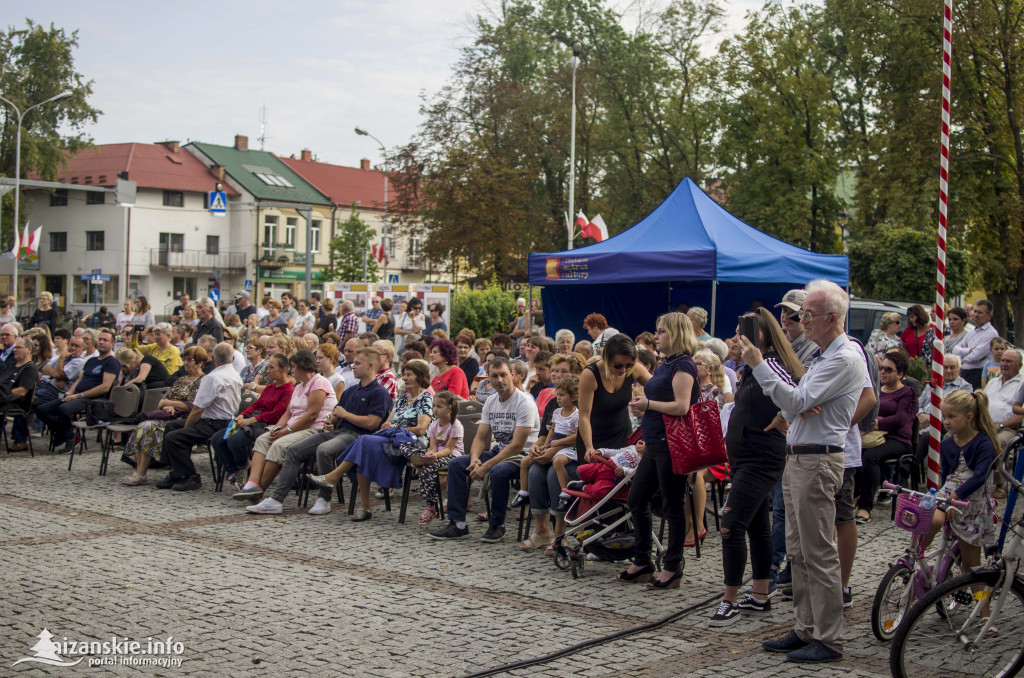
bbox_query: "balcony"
[149,249,247,272]
[258,244,292,270]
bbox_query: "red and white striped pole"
[927,0,954,490]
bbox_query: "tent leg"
[527,285,533,334]
[710,280,718,336]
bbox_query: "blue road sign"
[209,191,227,215]
[388,274,399,284]
[244,279,253,292]
[209,289,220,302]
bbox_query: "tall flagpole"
[567,40,581,250]
[927,0,954,490]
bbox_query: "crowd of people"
[1,284,1020,665]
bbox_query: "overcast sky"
[20,0,777,168]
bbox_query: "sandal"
[418,507,438,525]
[855,511,871,525]
[476,512,489,522]
[120,473,147,486]
[519,533,554,551]
[544,544,556,556]
[351,507,372,522]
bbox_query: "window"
[86,191,105,205]
[262,216,279,258]
[86,231,105,251]
[49,232,67,252]
[285,217,297,249]
[162,190,184,207]
[173,277,197,300]
[244,164,295,188]
[409,237,422,264]
[50,189,68,207]
[74,274,119,304]
[310,219,321,253]
[206,235,220,255]
[386,236,396,258]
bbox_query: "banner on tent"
[544,256,589,281]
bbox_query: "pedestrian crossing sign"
[208,191,227,215]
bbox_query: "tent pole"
[527,285,533,335]
[710,280,718,337]
[667,283,672,312]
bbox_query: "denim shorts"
[834,467,856,525]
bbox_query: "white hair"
[804,280,849,328]
[704,337,729,362]
[944,353,961,369]
[341,300,354,313]
[555,328,575,344]
[196,296,225,327]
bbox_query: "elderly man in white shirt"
[741,279,863,664]
[156,343,242,492]
[952,299,999,389]
[986,347,1024,449]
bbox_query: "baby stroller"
[552,429,664,578]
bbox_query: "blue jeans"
[770,476,787,570]
[446,446,520,528]
[528,460,579,516]
[32,382,63,432]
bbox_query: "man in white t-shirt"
[429,357,538,543]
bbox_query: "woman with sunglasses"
[853,351,916,523]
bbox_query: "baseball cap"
[775,289,807,313]
[235,291,250,299]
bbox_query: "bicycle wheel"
[872,562,913,641]
[890,571,1024,678]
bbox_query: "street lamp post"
[354,126,388,283]
[0,90,72,306]
[567,40,582,251]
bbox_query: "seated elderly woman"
[307,359,434,520]
[867,311,903,363]
[582,313,619,355]
[119,346,207,485]
[687,307,712,341]
[429,338,469,398]
[241,337,268,388]
[115,347,170,390]
[129,322,182,376]
[211,354,294,487]
[232,350,337,505]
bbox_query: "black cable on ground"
[455,577,741,678]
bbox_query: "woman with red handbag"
[622,312,699,590]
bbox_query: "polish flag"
[21,225,31,256]
[26,226,42,255]
[8,226,20,258]
[574,210,589,229]
[581,214,609,242]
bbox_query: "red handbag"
[663,399,727,476]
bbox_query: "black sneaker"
[780,586,793,600]
[480,524,506,543]
[155,472,179,490]
[785,639,842,663]
[171,474,202,492]
[842,587,853,609]
[737,595,771,614]
[709,600,742,627]
[510,493,529,508]
[428,522,469,540]
[566,480,586,491]
[555,495,573,512]
[777,563,792,585]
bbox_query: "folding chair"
[69,384,140,475]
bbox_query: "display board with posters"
[416,284,452,334]
[323,282,370,319]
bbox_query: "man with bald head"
[156,343,242,492]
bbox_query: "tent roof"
[528,177,848,286]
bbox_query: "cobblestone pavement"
[0,447,1007,677]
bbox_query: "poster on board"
[323,282,371,319]
[414,284,452,333]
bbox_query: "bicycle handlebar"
[881,481,969,511]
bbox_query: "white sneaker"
[246,497,283,514]
[308,498,331,515]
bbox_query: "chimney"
[360,158,371,171]
[300,149,312,162]
[212,165,225,181]
[234,134,248,150]
[160,140,180,153]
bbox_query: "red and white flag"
[574,210,589,230]
[8,226,20,258]
[21,225,30,256]
[581,214,609,242]
[371,243,389,267]
[26,226,41,255]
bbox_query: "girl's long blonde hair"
[944,390,1000,454]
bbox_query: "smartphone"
[740,315,759,346]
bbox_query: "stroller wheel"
[553,545,571,570]
[571,559,584,579]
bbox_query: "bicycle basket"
[894,493,935,535]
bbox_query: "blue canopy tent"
[527,178,850,340]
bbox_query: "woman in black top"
[31,291,59,330]
[316,298,338,338]
[115,347,169,389]
[578,333,645,459]
[708,308,805,626]
[623,312,699,589]
[371,297,395,342]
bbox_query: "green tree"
[848,226,971,301]
[321,210,378,282]
[0,21,101,245]
[716,3,844,254]
[450,279,516,338]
